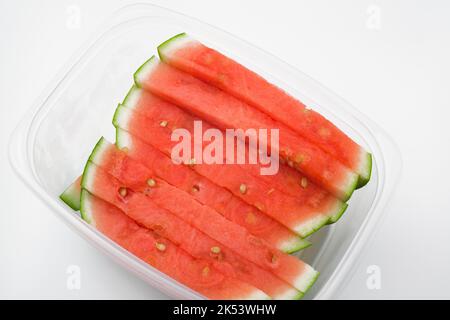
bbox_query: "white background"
[1,0,450,299]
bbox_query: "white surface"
[1,0,449,299]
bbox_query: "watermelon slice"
[84,138,304,299]
[114,129,309,253]
[80,190,269,300]
[82,140,319,293]
[114,91,347,237]
[157,33,372,187]
[60,176,82,211]
[133,56,358,200]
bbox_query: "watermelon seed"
[300,177,308,188]
[192,185,200,193]
[155,242,166,252]
[159,120,168,127]
[254,202,266,212]
[267,188,275,195]
[147,178,156,187]
[295,154,305,164]
[210,246,221,254]
[271,253,278,264]
[119,187,127,197]
[186,158,196,166]
[202,266,210,277]
[239,184,247,194]
[287,160,294,168]
[245,212,257,224]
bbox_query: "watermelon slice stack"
[59,33,372,299]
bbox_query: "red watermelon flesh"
[84,139,303,299]
[157,33,372,187]
[114,91,347,237]
[82,143,319,293]
[80,190,268,300]
[134,57,358,200]
[114,130,308,253]
[84,148,302,299]
[123,86,325,201]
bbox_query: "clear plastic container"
[8,3,401,299]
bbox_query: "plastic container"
[8,3,401,299]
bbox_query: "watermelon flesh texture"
[123,86,322,202]
[158,33,372,187]
[114,105,345,237]
[134,57,358,201]
[84,139,303,299]
[82,141,318,293]
[80,190,269,300]
[114,129,309,254]
[115,90,347,237]
[59,176,82,211]
[59,158,310,252]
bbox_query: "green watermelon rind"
[79,137,111,224]
[356,152,372,188]
[59,180,81,211]
[294,264,320,295]
[134,56,157,88]
[279,235,311,254]
[326,202,349,225]
[302,269,320,297]
[157,32,192,63]
[294,200,348,237]
[340,173,358,202]
[80,189,95,225]
[121,85,145,111]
